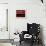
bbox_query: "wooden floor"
[19,41,43,46]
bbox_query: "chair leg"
[20,41,21,45]
[30,39,34,46]
[30,41,34,46]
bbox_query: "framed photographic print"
[16,10,25,17]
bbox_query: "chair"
[19,23,40,46]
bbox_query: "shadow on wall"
[40,25,45,46]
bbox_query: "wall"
[0,0,8,3]
[9,0,46,45]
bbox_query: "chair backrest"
[27,23,40,35]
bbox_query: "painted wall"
[0,0,8,3]
[9,0,46,45]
